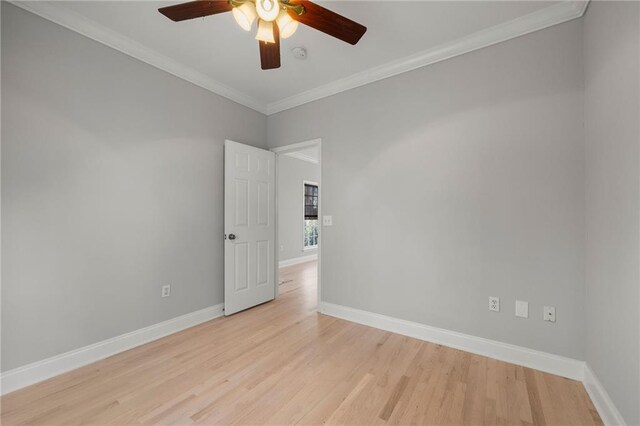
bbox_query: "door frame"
[271,139,322,304]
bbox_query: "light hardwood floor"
[1,261,601,425]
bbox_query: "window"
[304,183,318,249]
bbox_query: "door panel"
[224,140,275,315]
[234,242,249,291]
[234,180,249,226]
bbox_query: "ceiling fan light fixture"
[255,0,280,22]
[276,10,298,39]
[255,19,276,43]
[232,2,257,31]
[159,0,367,70]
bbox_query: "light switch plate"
[515,300,529,318]
[161,285,171,298]
[323,216,333,226]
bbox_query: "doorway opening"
[272,139,322,308]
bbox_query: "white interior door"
[224,140,276,316]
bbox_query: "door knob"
[228,233,236,240]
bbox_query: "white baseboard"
[0,304,224,395]
[319,302,584,381]
[583,364,627,426]
[279,253,317,268]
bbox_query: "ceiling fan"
[159,0,367,70]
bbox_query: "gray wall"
[5,5,639,420]
[268,20,586,359]
[584,2,640,424]
[1,3,267,371]
[278,155,320,262]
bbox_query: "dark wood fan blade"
[159,1,232,22]
[287,1,366,45]
[259,24,280,70]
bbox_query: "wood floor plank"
[524,367,547,426]
[0,261,602,425]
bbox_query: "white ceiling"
[16,1,587,114]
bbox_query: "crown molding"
[266,0,589,115]
[283,151,319,165]
[9,1,268,114]
[10,0,588,117]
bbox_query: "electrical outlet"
[323,216,333,226]
[489,297,500,312]
[515,300,529,318]
[280,245,284,252]
[543,306,556,322]
[161,285,171,298]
